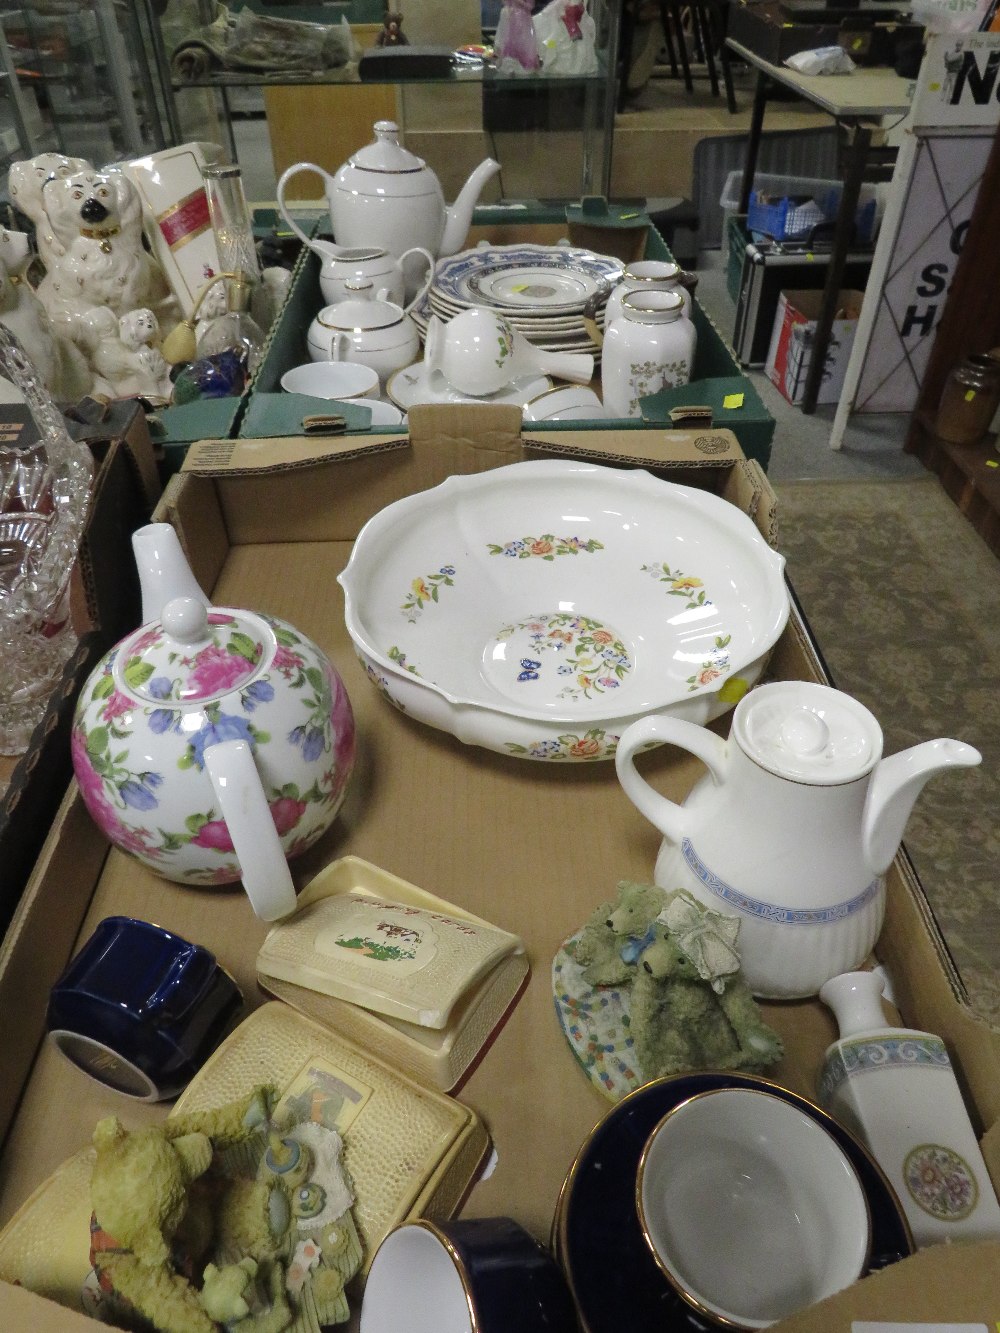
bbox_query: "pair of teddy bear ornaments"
[5,151,178,403]
[86,1086,363,1333]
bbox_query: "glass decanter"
[0,324,94,755]
[200,161,272,352]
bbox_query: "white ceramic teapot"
[71,524,356,920]
[306,278,421,386]
[276,121,500,278]
[615,680,981,999]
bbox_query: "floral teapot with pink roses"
[71,524,355,920]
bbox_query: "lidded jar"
[934,354,1000,445]
[601,289,696,419]
[604,260,693,325]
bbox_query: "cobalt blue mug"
[47,916,243,1101]
[359,1216,578,1333]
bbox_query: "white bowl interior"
[340,461,788,724]
[639,1089,870,1328]
[360,1225,471,1333]
[280,361,379,399]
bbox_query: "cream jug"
[615,681,981,999]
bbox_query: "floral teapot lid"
[348,121,426,175]
[117,597,271,706]
[733,680,883,785]
[317,279,405,331]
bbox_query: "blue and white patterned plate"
[434,244,623,312]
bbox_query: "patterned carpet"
[774,476,1000,1025]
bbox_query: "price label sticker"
[723,393,745,409]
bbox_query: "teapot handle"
[397,246,435,315]
[276,162,336,257]
[327,331,352,362]
[615,714,728,846]
[204,739,298,922]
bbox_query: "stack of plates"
[411,243,625,360]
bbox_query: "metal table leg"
[737,69,769,213]
[800,121,873,415]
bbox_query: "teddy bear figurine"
[375,9,408,45]
[628,890,784,1080]
[574,880,670,987]
[88,1085,296,1333]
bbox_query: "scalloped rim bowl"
[337,461,790,762]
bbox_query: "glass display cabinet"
[0,1,170,174]
[133,0,623,204]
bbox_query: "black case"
[359,46,455,79]
[733,238,873,367]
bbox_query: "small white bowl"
[280,360,380,400]
[522,384,608,422]
[637,1087,871,1328]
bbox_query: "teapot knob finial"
[162,596,210,645]
[778,706,830,757]
[373,119,400,139]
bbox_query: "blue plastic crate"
[748,186,877,244]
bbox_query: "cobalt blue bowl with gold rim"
[360,1216,578,1333]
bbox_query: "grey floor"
[692,249,928,484]
[228,110,928,486]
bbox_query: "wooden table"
[726,38,913,414]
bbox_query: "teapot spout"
[440,158,501,257]
[132,523,209,626]
[862,738,981,875]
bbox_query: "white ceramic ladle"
[424,307,594,398]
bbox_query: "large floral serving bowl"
[337,461,790,762]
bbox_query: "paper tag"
[273,1055,375,1136]
[853,1324,989,1332]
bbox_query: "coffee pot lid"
[349,120,425,174]
[117,598,269,705]
[734,680,883,784]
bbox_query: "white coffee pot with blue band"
[615,680,980,999]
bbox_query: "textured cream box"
[257,856,529,1091]
[2,411,1000,1329]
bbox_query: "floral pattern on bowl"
[338,461,789,761]
[73,615,356,884]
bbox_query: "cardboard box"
[0,404,161,937]
[765,287,864,407]
[244,206,777,470]
[1,410,999,1328]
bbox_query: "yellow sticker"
[619,211,639,220]
[723,393,745,409]
[966,389,977,401]
[511,284,528,293]
[986,458,999,469]
[718,676,749,705]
